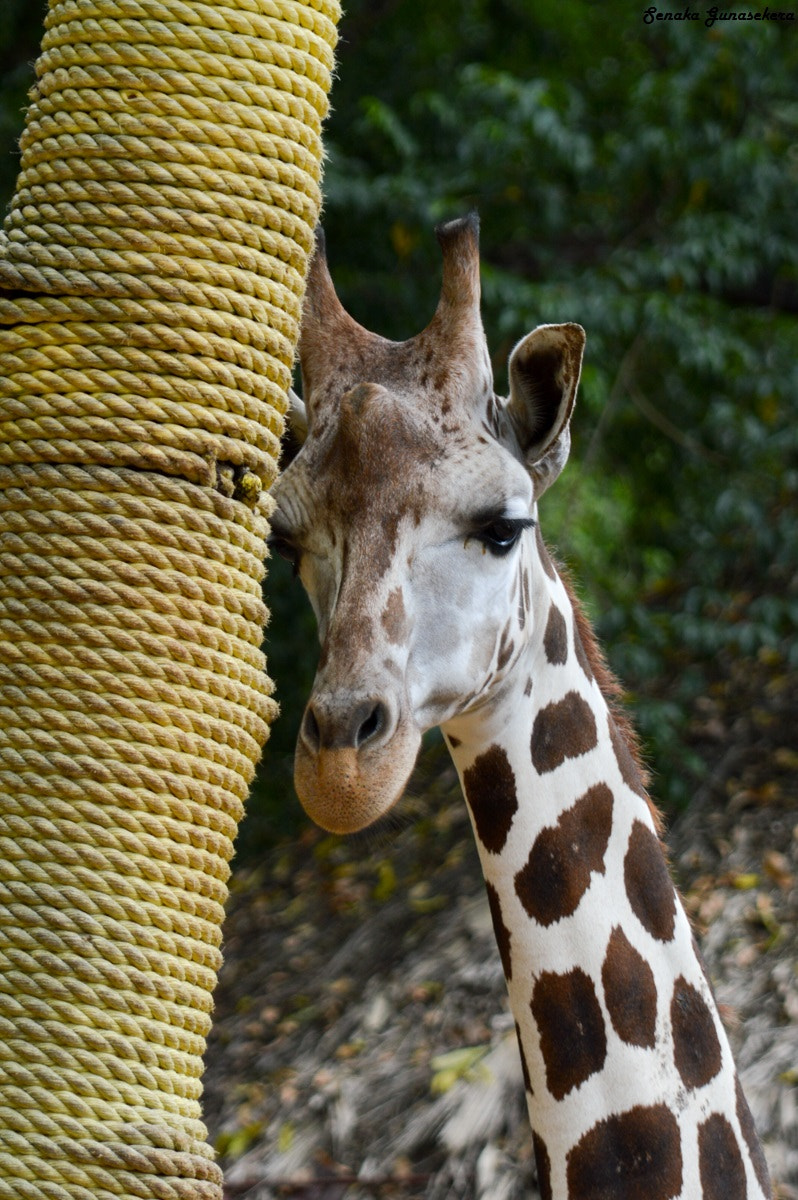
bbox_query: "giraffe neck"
[441,559,769,1200]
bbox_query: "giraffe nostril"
[301,696,392,753]
[355,701,386,748]
[302,705,321,753]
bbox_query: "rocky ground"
[203,650,798,1200]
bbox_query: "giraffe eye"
[267,533,300,574]
[473,516,535,557]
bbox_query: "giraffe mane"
[556,564,663,839]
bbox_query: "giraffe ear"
[285,388,308,444]
[506,323,585,497]
[277,388,309,469]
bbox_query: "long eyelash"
[475,515,536,536]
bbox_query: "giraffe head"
[271,216,585,833]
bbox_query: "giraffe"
[269,214,772,1200]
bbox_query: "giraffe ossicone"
[271,215,771,1200]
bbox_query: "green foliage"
[0,5,44,202]
[1,2,795,830]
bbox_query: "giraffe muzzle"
[294,689,421,834]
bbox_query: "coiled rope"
[0,1,339,1196]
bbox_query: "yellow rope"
[0,1,340,1195]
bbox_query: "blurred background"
[2,0,796,847]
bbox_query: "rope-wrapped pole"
[0,2,340,1195]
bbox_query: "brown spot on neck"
[531,690,598,775]
[671,976,722,1089]
[567,1104,683,1199]
[624,820,677,942]
[533,1132,553,1200]
[543,602,568,665]
[698,1114,747,1200]
[462,744,519,854]
[516,1022,533,1096]
[602,926,657,1048]
[531,967,607,1100]
[515,783,613,926]
[485,881,513,981]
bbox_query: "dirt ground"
[204,650,798,1200]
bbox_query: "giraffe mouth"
[293,698,422,834]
